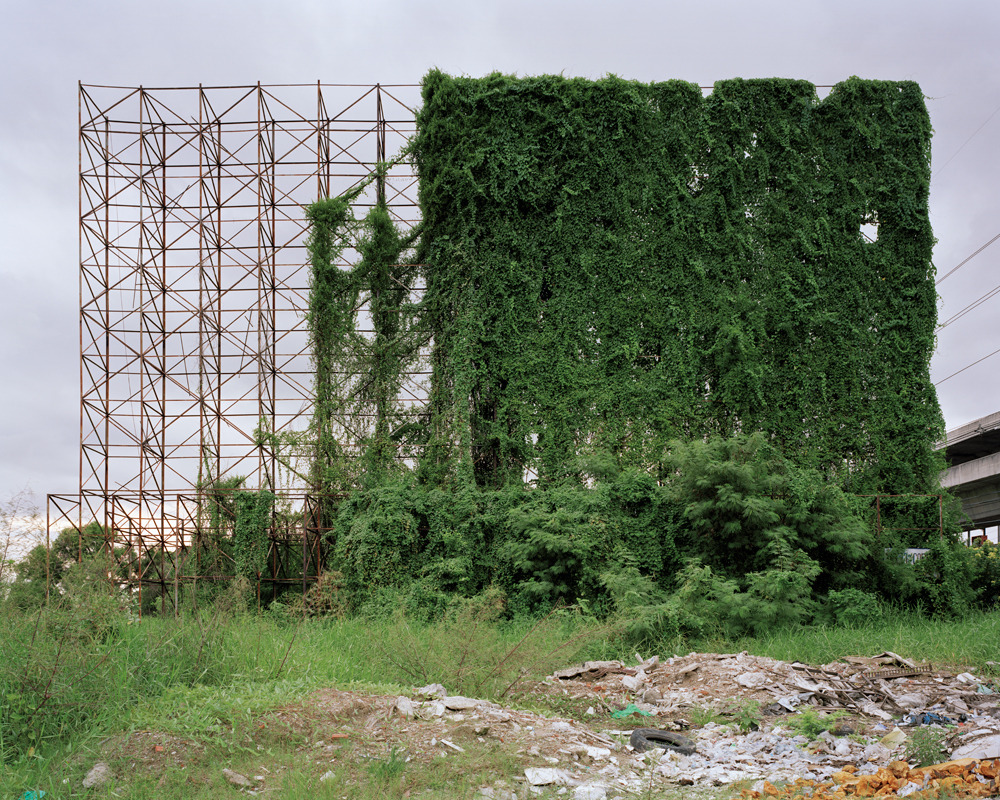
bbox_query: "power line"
[935,344,1000,386]
[936,231,1000,285]
[934,99,1000,176]
[938,278,1000,330]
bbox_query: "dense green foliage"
[665,433,871,590]
[333,465,684,618]
[328,433,991,626]
[413,71,942,492]
[305,194,359,496]
[295,71,959,623]
[305,187,421,501]
[231,489,275,580]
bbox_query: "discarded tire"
[629,728,696,755]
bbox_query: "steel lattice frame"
[48,83,422,610]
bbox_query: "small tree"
[6,522,109,609]
[0,489,44,592]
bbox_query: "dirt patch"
[86,652,1000,798]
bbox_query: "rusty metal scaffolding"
[48,83,423,611]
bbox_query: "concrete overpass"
[939,410,1000,540]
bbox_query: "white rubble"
[952,733,1000,760]
[524,767,575,786]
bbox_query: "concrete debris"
[221,768,254,788]
[82,762,113,790]
[422,700,446,718]
[736,671,771,689]
[289,651,1000,800]
[393,695,416,719]
[549,649,999,727]
[572,786,608,800]
[443,695,479,711]
[640,687,662,704]
[524,767,574,785]
[952,733,1000,760]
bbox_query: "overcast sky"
[1,0,999,507]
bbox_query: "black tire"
[629,728,696,755]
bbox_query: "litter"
[611,703,653,719]
[862,664,933,679]
[902,711,957,726]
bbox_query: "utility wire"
[935,344,1000,386]
[938,278,1000,330]
[934,100,1000,176]
[936,231,1000,285]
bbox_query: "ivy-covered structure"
[412,72,942,493]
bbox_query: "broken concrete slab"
[221,768,253,788]
[951,733,1000,760]
[443,695,479,711]
[524,766,574,786]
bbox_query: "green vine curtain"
[412,71,942,492]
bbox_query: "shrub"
[821,588,883,627]
[665,433,873,594]
[970,542,1000,609]
[905,727,951,767]
[914,536,978,617]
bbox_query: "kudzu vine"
[412,71,943,493]
[305,171,421,499]
[231,489,275,580]
[301,72,956,620]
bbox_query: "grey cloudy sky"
[1,0,999,504]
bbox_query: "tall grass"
[3,577,999,781]
[728,608,1000,668]
[633,607,1000,670]
[0,588,605,765]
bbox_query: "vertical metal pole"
[102,115,111,537]
[137,87,146,588]
[376,84,386,206]
[160,120,168,617]
[77,82,85,567]
[303,496,308,600]
[45,499,51,603]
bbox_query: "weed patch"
[370,594,605,699]
[905,726,952,767]
[783,708,848,739]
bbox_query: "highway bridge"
[939,411,1000,544]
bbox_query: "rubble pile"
[551,651,1000,724]
[279,652,1000,798]
[538,652,1000,796]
